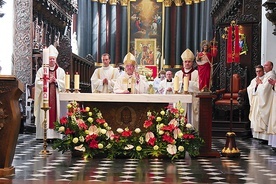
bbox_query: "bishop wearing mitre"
[113,52,149,94]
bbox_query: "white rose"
[72,137,79,144]
[85,107,90,112]
[178,146,185,152]
[88,112,93,116]
[58,126,65,132]
[153,145,159,150]
[158,130,164,135]
[100,129,107,135]
[160,110,165,116]
[186,123,193,129]
[135,128,141,134]
[136,146,142,151]
[87,117,93,123]
[103,123,108,127]
[180,108,185,114]
[67,104,72,109]
[147,111,152,116]
[98,143,104,149]
[117,128,124,133]
[156,117,162,122]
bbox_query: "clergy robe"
[174,69,199,130]
[91,66,119,93]
[34,66,65,139]
[268,80,276,148]
[113,73,149,94]
[248,70,276,140]
[158,80,174,94]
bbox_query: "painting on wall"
[129,0,162,66]
[135,38,156,66]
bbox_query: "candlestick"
[183,76,189,93]
[174,76,179,92]
[74,72,80,90]
[65,72,70,90]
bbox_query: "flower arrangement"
[53,101,204,160]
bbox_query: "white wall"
[0,0,13,75]
[261,0,276,68]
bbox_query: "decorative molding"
[57,35,71,71]
[99,0,108,3]
[164,0,173,7]
[109,0,117,5]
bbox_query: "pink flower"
[145,132,155,142]
[96,118,106,124]
[162,134,174,144]
[89,139,99,149]
[183,134,195,139]
[122,129,132,137]
[88,125,99,135]
[167,144,177,155]
[161,124,176,132]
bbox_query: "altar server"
[34,45,65,140]
[91,53,119,93]
[113,52,149,94]
[158,70,174,94]
[174,49,200,129]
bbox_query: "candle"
[74,72,80,90]
[65,72,70,89]
[183,76,189,92]
[173,76,179,91]
[42,48,49,103]
[43,48,49,65]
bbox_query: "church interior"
[1,0,276,183]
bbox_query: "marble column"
[199,0,206,42]
[193,0,200,53]
[77,0,88,57]
[174,0,183,68]
[184,0,192,51]
[91,0,99,61]
[109,0,117,64]
[120,0,128,61]
[163,0,172,69]
[99,0,107,57]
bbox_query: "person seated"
[113,52,149,94]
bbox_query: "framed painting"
[135,38,156,65]
[129,0,163,66]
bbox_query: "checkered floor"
[1,134,276,183]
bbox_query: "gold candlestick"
[40,104,51,155]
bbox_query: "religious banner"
[129,0,163,66]
[226,22,240,63]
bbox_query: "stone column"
[193,0,200,53]
[163,0,172,69]
[99,0,107,57]
[13,0,33,86]
[174,0,183,68]
[120,0,128,61]
[184,0,192,50]
[109,0,117,64]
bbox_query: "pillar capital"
[194,0,200,3]
[174,0,183,7]
[99,0,107,3]
[109,0,117,5]
[164,0,173,7]
[184,0,192,5]
[120,0,128,6]
[91,0,98,2]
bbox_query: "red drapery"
[227,24,240,63]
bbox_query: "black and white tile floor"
[1,133,276,184]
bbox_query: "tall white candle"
[183,76,189,92]
[42,48,49,103]
[74,72,80,90]
[173,76,179,91]
[65,72,70,89]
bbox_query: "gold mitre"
[123,52,136,65]
[49,44,59,58]
[181,48,194,61]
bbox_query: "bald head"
[264,61,273,73]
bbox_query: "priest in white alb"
[91,53,119,93]
[113,52,149,94]
[174,49,200,129]
[158,70,174,94]
[34,45,65,140]
[268,78,276,150]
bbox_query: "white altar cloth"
[59,93,193,103]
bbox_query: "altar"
[59,93,192,130]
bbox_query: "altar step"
[212,120,252,138]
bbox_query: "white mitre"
[123,52,136,66]
[181,48,194,61]
[49,45,59,58]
